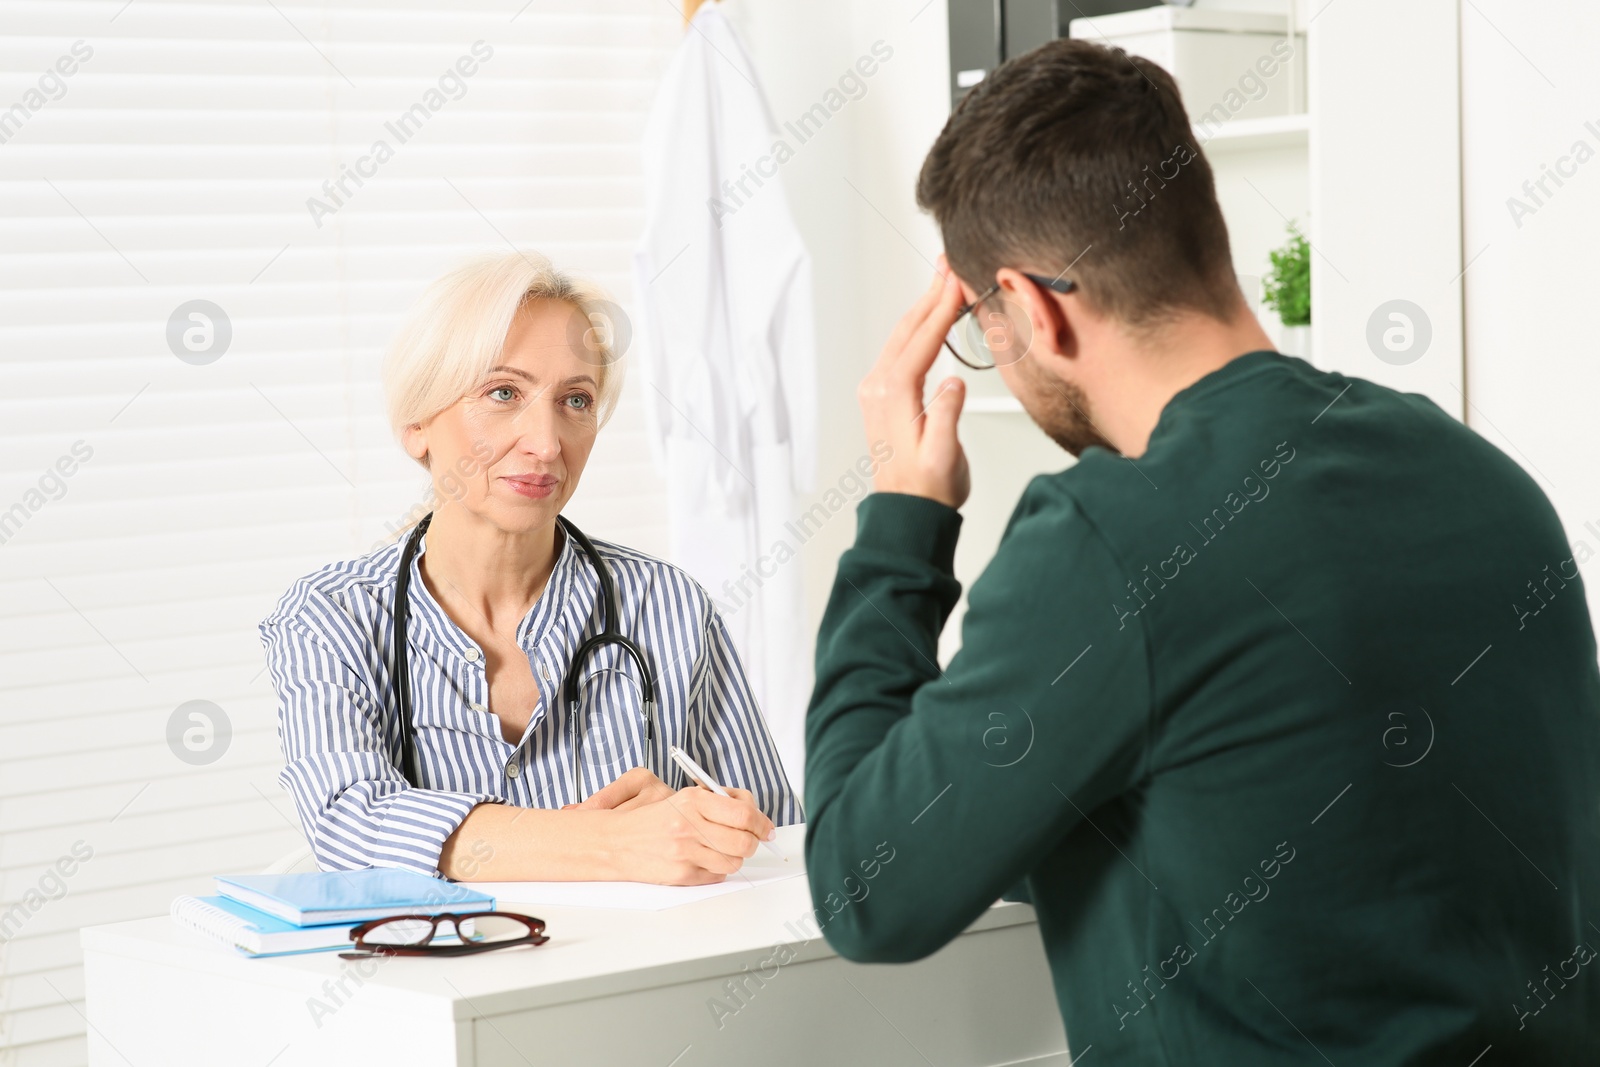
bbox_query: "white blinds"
[0,2,676,1061]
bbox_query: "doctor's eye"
[563,392,592,411]
[487,385,518,404]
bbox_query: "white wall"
[1309,0,1465,417]
[1460,0,1600,635]
[720,0,1070,665]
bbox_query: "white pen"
[668,744,787,862]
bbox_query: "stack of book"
[170,868,497,958]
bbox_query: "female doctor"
[259,251,802,885]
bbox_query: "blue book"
[170,895,359,957]
[214,869,496,927]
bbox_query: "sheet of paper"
[459,856,803,911]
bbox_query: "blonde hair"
[384,250,625,466]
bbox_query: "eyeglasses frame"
[943,270,1077,370]
[338,909,550,959]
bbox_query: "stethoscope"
[391,511,657,800]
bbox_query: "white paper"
[459,855,802,912]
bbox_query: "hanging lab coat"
[631,3,816,797]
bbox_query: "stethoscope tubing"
[392,512,657,799]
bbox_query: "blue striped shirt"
[259,523,803,876]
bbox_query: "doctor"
[260,251,801,885]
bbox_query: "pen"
[667,744,787,862]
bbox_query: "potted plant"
[1262,219,1310,358]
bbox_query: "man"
[803,38,1600,1064]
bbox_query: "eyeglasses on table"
[338,910,549,960]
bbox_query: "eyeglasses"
[943,271,1077,370]
[338,910,550,960]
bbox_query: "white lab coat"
[631,3,816,797]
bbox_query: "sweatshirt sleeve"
[803,485,1150,962]
[261,586,503,877]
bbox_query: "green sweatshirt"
[804,351,1600,1064]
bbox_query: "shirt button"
[463,648,481,663]
[506,759,521,778]
[469,702,486,713]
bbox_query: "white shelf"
[1195,112,1309,153]
[964,395,1024,415]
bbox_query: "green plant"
[1262,220,1310,327]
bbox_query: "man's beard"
[1014,356,1116,457]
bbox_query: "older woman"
[260,252,801,884]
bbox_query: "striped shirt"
[259,523,803,876]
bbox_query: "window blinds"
[0,3,676,1061]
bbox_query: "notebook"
[459,847,804,911]
[214,869,496,927]
[170,895,359,957]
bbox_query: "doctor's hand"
[564,766,674,813]
[605,786,776,886]
[859,261,971,510]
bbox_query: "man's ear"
[996,267,1074,365]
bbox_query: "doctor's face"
[413,298,601,533]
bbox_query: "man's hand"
[859,261,971,509]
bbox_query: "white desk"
[80,825,1069,1066]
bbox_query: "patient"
[260,251,801,884]
[803,36,1599,1064]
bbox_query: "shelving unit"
[1195,111,1309,154]
[1203,106,1310,362]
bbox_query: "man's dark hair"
[917,38,1240,331]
